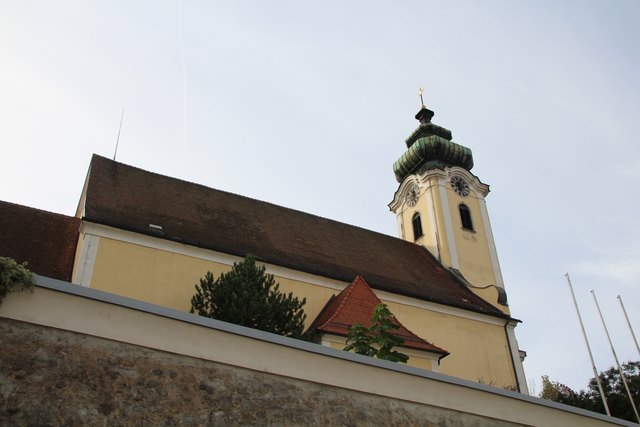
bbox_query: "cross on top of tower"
[415,86,434,124]
[418,86,425,108]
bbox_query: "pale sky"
[1,0,639,393]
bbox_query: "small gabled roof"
[0,201,80,282]
[313,276,448,355]
[81,154,507,318]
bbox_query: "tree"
[0,257,35,306]
[540,361,639,422]
[190,255,307,338]
[343,303,409,363]
[540,375,584,408]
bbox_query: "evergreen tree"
[0,257,35,306]
[344,303,409,363]
[190,255,307,338]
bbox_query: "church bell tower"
[388,101,509,313]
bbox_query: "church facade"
[64,104,526,391]
[0,103,527,392]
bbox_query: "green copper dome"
[393,106,474,183]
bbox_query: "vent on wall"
[148,224,164,234]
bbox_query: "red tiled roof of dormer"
[0,200,80,282]
[314,276,448,355]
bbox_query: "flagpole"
[591,290,640,422]
[564,273,610,416]
[617,295,640,358]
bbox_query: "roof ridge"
[355,275,384,302]
[0,199,76,220]
[317,276,364,330]
[351,277,435,343]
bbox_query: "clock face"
[450,176,470,197]
[405,185,419,207]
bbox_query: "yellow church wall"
[90,237,336,323]
[421,180,439,255]
[444,187,496,288]
[397,177,449,265]
[399,189,428,244]
[269,276,337,327]
[429,181,454,268]
[86,233,516,388]
[406,354,433,371]
[390,174,508,313]
[399,208,416,241]
[71,231,86,283]
[384,300,516,388]
[442,186,510,314]
[90,237,227,312]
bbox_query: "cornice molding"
[445,167,490,197]
[389,176,421,212]
[389,167,490,212]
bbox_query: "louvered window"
[459,204,474,231]
[412,213,423,240]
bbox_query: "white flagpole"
[564,273,610,416]
[617,295,640,358]
[591,290,640,422]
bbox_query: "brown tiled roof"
[314,276,449,355]
[0,201,80,282]
[83,154,506,318]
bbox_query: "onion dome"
[393,106,474,183]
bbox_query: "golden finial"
[418,86,425,108]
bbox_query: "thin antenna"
[564,273,610,416]
[113,108,125,161]
[618,295,640,358]
[591,289,640,422]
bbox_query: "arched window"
[412,212,423,240]
[459,204,474,231]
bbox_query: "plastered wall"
[82,231,516,385]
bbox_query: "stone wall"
[1,319,524,427]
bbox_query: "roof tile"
[315,276,448,355]
[0,201,80,281]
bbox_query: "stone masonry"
[0,318,527,427]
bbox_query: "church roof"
[0,201,80,282]
[313,276,449,355]
[82,154,507,318]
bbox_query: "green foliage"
[540,361,640,422]
[190,255,307,338]
[0,257,35,306]
[540,375,583,407]
[343,303,409,364]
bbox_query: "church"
[0,102,527,392]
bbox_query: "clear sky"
[1,0,639,394]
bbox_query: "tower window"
[459,204,474,231]
[412,212,423,240]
